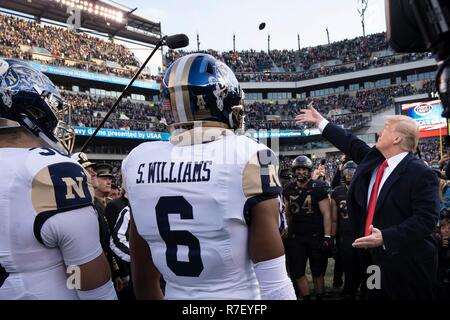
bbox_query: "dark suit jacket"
[322,123,439,299]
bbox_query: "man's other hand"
[352,225,384,249]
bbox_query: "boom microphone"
[165,34,189,49]
[79,34,189,154]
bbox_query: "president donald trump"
[296,102,439,300]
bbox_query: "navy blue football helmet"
[0,59,74,154]
[162,53,244,130]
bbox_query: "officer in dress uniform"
[72,155,124,293]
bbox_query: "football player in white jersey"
[0,59,117,300]
[123,53,296,300]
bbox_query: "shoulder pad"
[242,147,282,225]
[31,159,95,245]
[31,160,94,216]
[243,147,281,198]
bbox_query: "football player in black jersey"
[330,161,361,299]
[282,155,332,300]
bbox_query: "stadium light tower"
[357,0,369,37]
[50,0,127,24]
[233,33,236,52]
[326,26,330,44]
[197,33,200,51]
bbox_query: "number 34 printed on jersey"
[156,196,204,277]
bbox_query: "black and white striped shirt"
[110,206,131,263]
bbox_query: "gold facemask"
[46,93,75,155]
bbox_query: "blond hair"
[385,115,419,152]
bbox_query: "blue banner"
[26,62,160,91]
[74,127,170,141]
[251,128,321,138]
[74,127,319,141]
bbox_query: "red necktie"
[364,160,388,236]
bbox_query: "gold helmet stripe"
[172,56,188,122]
[180,55,196,122]
[171,54,197,123]
[168,59,180,123]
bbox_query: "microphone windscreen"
[166,34,189,49]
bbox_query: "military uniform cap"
[94,163,114,178]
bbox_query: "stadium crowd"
[233,52,430,82]
[0,14,139,66]
[164,32,431,82]
[0,14,157,80]
[63,78,434,133]
[64,92,166,132]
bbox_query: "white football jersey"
[122,127,282,300]
[0,147,97,300]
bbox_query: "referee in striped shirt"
[106,194,135,300]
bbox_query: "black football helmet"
[342,161,357,185]
[0,59,74,154]
[161,53,244,131]
[292,155,313,182]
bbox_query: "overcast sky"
[117,0,387,74]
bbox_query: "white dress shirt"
[366,152,408,205]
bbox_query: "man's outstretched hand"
[295,101,325,127]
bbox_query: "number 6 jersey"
[122,127,282,300]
